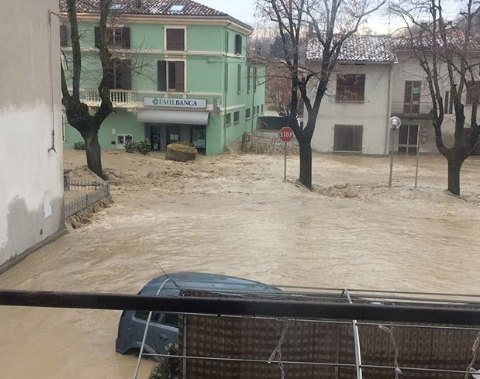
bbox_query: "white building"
[305,35,477,155]
[0,0,64,272]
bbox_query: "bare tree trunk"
[446,154,464,196]
[299,138,312,189]
[83,130,104,178]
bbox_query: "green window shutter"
[175,61,185,92]
[122,27,131,49]
[60,25,69,47]
[157,61,167,91]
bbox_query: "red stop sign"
[279,127,294,142]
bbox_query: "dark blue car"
[115,272,280,356]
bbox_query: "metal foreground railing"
[2,287,480,378]
[64,181,110,219]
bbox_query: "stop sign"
[279,127,294,142]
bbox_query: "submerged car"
[115,272,280,356]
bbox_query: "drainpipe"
[384,62,394,156]
[223,22,232,152]
[48,9,59,154]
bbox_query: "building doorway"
[398,124,418,154]
[166,125,181,145]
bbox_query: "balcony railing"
[391,101,431,117]
[79,88,137,106]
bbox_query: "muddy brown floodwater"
[1,150,480,378]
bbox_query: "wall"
[308,64,392,155]
[0,0,64,269]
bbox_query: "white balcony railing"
[80,89,136,106]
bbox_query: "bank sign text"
[144,97,207,109]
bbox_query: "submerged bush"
[124,141,136,153]
[73,141,86,150]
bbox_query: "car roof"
[139,272,280,297]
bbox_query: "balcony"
[391,101,432,119]
[79,88,137,108]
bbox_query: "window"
[234,34,242,55]
[107,59,132,90]
[225,30,229,53]
[466,81,480,105]
[256,105,260,114]
[247,66,251,93]
[234,111,240,123]
[336,74,365,102]
[60,25,69,47]
[226,113,231,125]
[157,60,185,92]
[237,64,242,94]
[253,106,256,116]
[134,311,161,323]
[169,4,185,12]
[444,91,453,114]
[166,28,185,51]
[94,26,131,49]
[404,81,421,113]
[162,313,179,327]
[261,105,264,114]
[246,108,251,119]
[334,125,363,152]
[253,67,257,92]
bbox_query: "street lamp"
[389,116,401,188]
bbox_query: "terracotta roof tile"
[59,0,228,17]
[307,35,396,63]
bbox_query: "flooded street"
[1,150,480,378]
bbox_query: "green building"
[60,0,265,155]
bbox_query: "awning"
[137,110,209,125]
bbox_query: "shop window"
[246,108,251,120]
[234,111,240,124]
[95,26,131,48]
[336,74,365,102]
[107,59,132,90]
[226,113,231,125]
[158,60,185,92]
[166,28,185,51]
[235,34,242,55]
[334,125,363,152]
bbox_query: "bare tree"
[61,0,114,178]
[392,0,480,195]
[257,0,385,189]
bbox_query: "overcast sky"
[199,0,461,35]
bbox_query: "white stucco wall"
[0,0,64,269]
[308,64,393,155]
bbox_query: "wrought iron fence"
[64,181,110,219]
